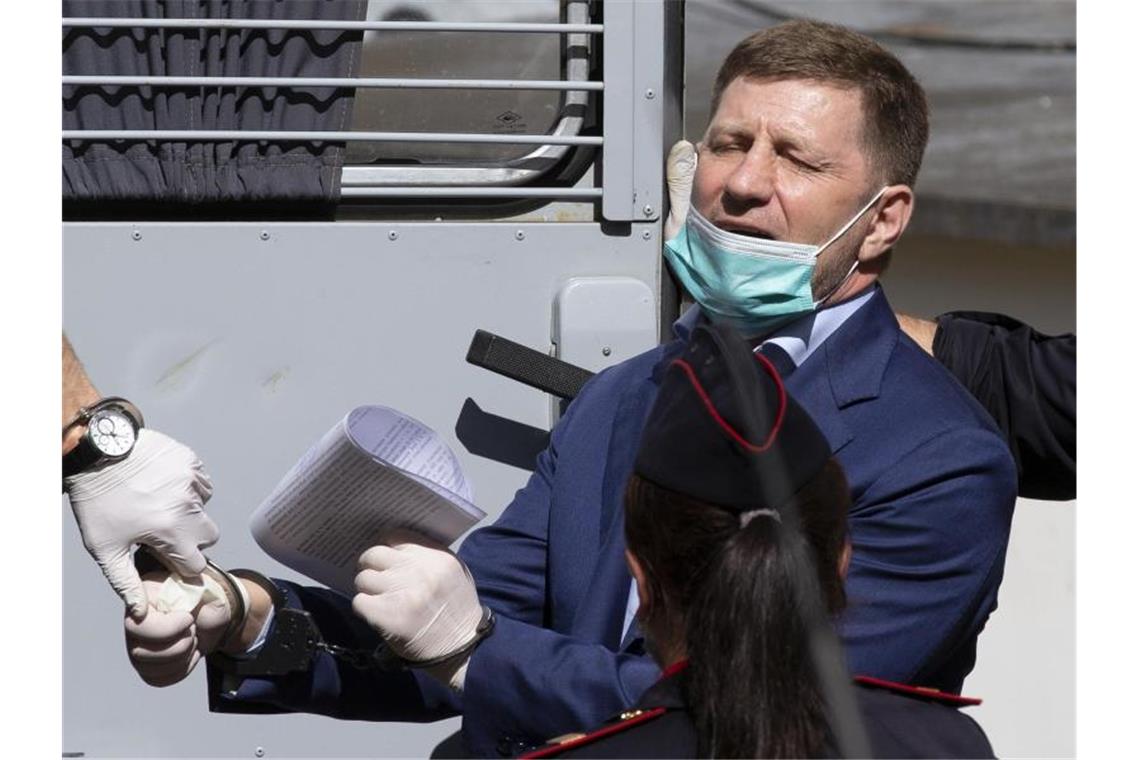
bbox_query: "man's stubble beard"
[809,232,862,303]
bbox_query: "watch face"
[88,409,136,457]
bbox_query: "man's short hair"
[710,20,930,188]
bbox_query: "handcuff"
[133,547,497,680]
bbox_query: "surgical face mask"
[663,187,887,337]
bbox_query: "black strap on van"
[466,329,595,401]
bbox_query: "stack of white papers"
[250,406,484,596]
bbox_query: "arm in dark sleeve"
[206,581,458,722]
[933,311,1075,500]
[840,426,1017,694]
[455,379,662,756]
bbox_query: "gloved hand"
[65,428,220,620]
[353,532,483,691]
[125,571,234,687]
[664,139,697,241]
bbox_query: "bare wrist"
[62,335,101,426]
[220,578,274,654]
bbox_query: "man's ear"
[858,184,914,264]
[625,548,653,620]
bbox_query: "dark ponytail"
[687,517,826,757]
[624,459,850,758]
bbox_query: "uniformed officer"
[524,321,995,759]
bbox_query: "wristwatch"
[62,397,145,481]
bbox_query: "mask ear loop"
[811,186,889,308]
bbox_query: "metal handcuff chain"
[214,567,497,676]
[135,548,496,676]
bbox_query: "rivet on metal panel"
[602,347,612,357]
[259,230,270,241]
[642,205,654,217]
[641,230,652,240]
[645,88,656,99]
[131,229,142,241]
[515,230,526,241]
[254,748,265,758]
[388,230,399,241]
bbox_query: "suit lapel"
[785,364,854,455]
[786,287,899,456]
[573,342,680,649]
[823,288,899,409]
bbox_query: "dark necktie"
[757,341,797,378]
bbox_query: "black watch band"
[61,437,109,480]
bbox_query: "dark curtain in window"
[63,1,367,204]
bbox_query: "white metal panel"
[552,276,657,373]
[63,220,663,758]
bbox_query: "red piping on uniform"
[520,707,668,759]
[669,354,787,452]
[854,675,983,706]
[660,659,690,679]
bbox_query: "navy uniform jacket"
[934,310,1076,500]
[522,665,995,759]
[209,287,1016,757]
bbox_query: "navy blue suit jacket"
[210,287,1016,757]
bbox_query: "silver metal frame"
[62,130,602,146]
[62,18,603,33]
[602,0,665,222]
[338,187,601,198]
[62,75,603,92]
[340,0,595,190]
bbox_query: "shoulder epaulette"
[854,675,983,707]
[521,707,669,758]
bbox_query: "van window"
[347,0,566,166]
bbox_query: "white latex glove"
[125,571,233,687]
[353,532,482,691]
[664,139,697,241]
[65,428,220,620]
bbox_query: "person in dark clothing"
[525,321,994,759]
[898,312,1076,500]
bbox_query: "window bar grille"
[339,187,602,198]
[63,6,604,199]
[62,131,602,146]
[62,18,603,34]
[62,76,602,92]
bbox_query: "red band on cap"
[669,351,788,453]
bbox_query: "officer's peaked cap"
[634,322,832,511]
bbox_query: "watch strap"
[62,437,108,480]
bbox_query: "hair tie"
[739,508,781,528]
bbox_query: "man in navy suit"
[124,20,1016,758]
